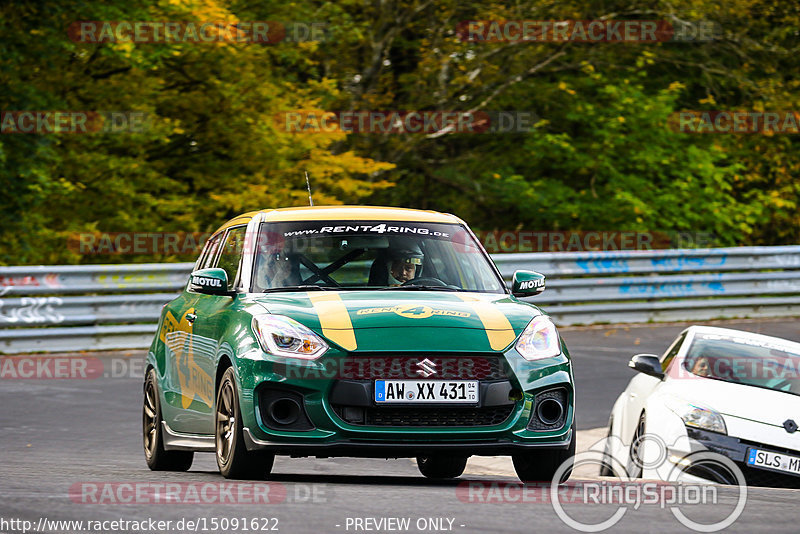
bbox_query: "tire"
[143,368,194,471]
[416,455,468,479]
[599,419,614,477]
[215,367,275,480]
[627,413,646,479]
[513,426,576,483]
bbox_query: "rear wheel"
[513,426,576,482]
[416,455,468,479]
[143,368,194,471]
[215,367,275,479]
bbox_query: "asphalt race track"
[1,318,798,534]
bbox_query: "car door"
[160,231,223,432]
[187,225,248,434]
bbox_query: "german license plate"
[747,448,800,476]
[375,380,478,403]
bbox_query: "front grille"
[737,463,800,489]
[333,404,515,427]
[338,354,507,380]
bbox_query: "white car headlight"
[665,396,727,435]
[252,314,328,359]
[515,315,562,361]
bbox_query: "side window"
[661,332,687,373]
[215,226,247,290]
[198,233,223,270]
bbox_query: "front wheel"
[417,455,468,479]
[512,428,576,482]
[143,368,194,471]
[215,367,275,479]
[627,413,646,479]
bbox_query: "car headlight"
[252,314,328,359]
[515,315,562,361]
[664,396,727,435]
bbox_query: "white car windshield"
[251,221,506,293]
[684,333,800,396]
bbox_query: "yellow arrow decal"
[308,292,358,351]
[456,294,516,351]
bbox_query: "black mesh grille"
[334,405,515,427]
[737,463,800,488]
[527,388,568,431]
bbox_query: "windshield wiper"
[260,285,335,293]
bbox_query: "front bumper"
[235,348,575,455]
[242,428,573,457]
[686,428,800,488]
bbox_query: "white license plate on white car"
[375,380,478,403]
[747,448,800,476]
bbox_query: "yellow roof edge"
[212,206,465,235]
[258,205,464,224]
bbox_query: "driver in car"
[256,247,294,289]
[387,247,423,285]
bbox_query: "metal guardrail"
[1,246,799,353]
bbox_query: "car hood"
[249,290,540,352]
[664,378,800,429]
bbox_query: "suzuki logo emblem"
[416,358,437,377]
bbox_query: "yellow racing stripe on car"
[307,292,358,351]
[456,294,516,351]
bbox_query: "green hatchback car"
[143,206,575,481]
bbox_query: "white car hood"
[663,377,800,450]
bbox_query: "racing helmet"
[387,241,424,281]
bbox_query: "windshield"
[251,220,506,293]
[683,333,800,396]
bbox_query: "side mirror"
[189,268,233,296]
[628,354,664,379]
[511,270,546,297]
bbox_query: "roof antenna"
[305,170,314,206]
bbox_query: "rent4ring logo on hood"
[357,304,471,319]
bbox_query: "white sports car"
[602,326,800,488]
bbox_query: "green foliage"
[1,0,798,264]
